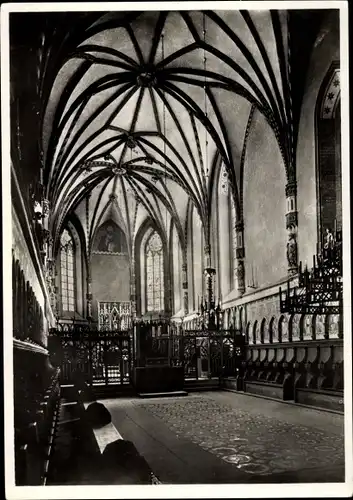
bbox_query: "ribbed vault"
[43,10,295,249]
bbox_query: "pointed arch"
[260,318,266,344]
[290,314,301,341]
[135,217,170,316]
[92,219,128,255]
[246,321,251,344]
[299,314,305,341]
[269,316,275,344]
[59,228,76,314]
[252,320,258,344]
[238,307,244,331]
[145,230,164,312]
[278,315,285,343]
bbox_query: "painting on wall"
[93,221,128,254]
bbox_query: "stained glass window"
[231,196,237,288]
[60,229,75,312]
[146,231,164,312]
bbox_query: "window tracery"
[146,231,164,312]
[60,229,75,312]
[230,195,237,288]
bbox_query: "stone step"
[138,390,188,398]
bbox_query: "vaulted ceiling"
[40,9,317,251]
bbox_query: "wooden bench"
[83,402,123,453]
[82,402,162,484]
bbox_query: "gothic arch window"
[230,195,237,288]
[145,231,164,312]
[316,63,341,244]
[60,229,75,313]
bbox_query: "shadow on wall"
[243,109,287,287]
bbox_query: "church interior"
[7,7,346,488]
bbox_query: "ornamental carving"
[285,181,297,198]
[183,291,189,314]
[286,230,298,269]
[286,211,298,229]
[112,166,127,176]
[126,136,137,149]
[136,71,157,88]
[236,247,244,259]
[42,228,51,244]
[237,261,245,290]
[42,198,50,217]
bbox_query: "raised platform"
[244,380,288,400]
[138,390,188,398]
[295,388,343,413]
[223,378,344,413]
[133,365,184,394]
[184,377,220,392]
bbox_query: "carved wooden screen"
[98,301,132,331]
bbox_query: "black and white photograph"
[2,2,351,498]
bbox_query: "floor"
[100,391,345,484]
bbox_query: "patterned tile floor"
[102,392,344,482]
[139,394,344,476]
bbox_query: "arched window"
[146,231,164,312]
[60,229,75,312]
[230,195,237,289]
